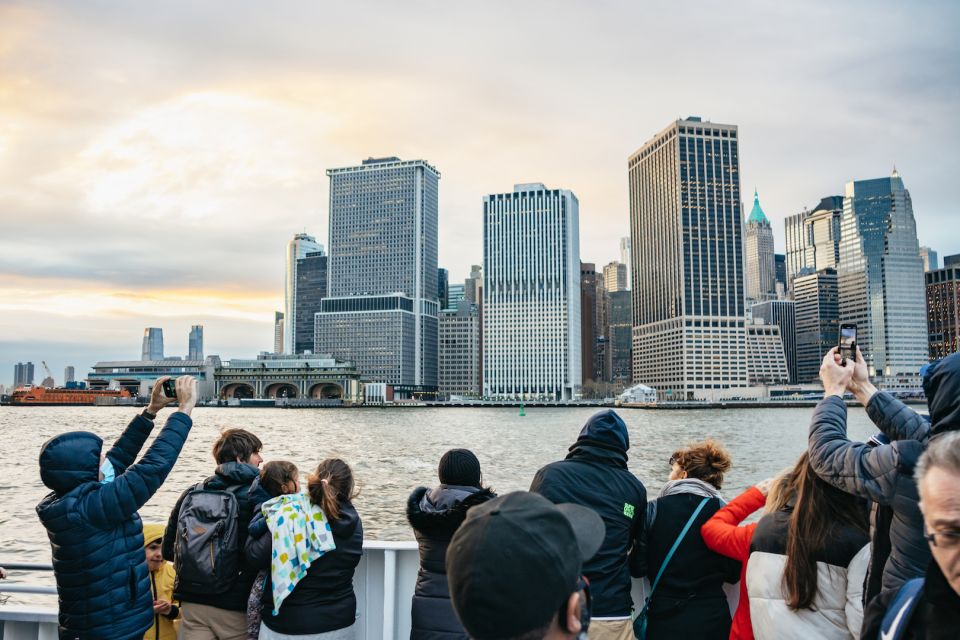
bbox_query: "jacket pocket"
[127,561,139,603]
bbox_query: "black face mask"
[559,576,592,639]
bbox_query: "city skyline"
[2,1,958,382]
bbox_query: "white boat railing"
[1,543,660,639]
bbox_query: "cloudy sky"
[1,0,958,386]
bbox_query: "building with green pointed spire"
[745,189,777,303]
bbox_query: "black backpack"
[173,483,244,594]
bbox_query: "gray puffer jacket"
[807,353,960,595]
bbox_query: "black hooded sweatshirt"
[530,410,647,618]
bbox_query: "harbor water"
[0,404,881,604]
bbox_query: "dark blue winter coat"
[36,411,192,640]
[808,352,960,595]
[530,410,647,618]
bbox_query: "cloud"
[1,0,958,382]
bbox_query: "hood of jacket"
[39,430,103,495]
[407,485,497,535]
[329,500,360,539]
[571,409,629,452]
[924,352,960,434]
[208,461,260,489]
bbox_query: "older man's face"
[921,466,960,596]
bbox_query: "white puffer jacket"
[746,510,870,640]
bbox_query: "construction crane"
[41,360,55,387]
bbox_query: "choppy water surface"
[0,404,880,602]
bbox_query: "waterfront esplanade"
[214,353,361,402]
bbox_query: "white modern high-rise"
[619,236,632,290]
[784,196,843,293]
[603,262,627,293]
[483,183,581,400]
[838,170,927,385]
[64,366,75,384]
[920,246,939,272]
[141,328,164,361]
[745,190,776,303]
[273,311,284,354]
[629,117,748,399]
[284,233,323,354]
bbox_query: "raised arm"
[103,376,177,473]
[807,395,922,505]
[847,347,928,442]
[86,377,197,529]
[700,486,766,561]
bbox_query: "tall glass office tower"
[483,183,581,400]
[315,157,440,387]
[188,325,204,361]
[838,170,926,385]
[141,328,164,361]
[629,117,747,399]
[284,233,323,354]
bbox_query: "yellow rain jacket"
[142,523,179,640]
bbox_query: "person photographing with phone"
[36,375,198,640]
[807,340,960,612]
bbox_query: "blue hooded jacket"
[530,410,647,618]
[36,412,192,640]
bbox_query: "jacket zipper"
[151,571,159,640]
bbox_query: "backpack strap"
[880,578,924,640]
[648,497,711,599]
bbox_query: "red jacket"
[700,486,766,640]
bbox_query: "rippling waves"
[0,404,879,603]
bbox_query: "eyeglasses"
[924,529,960,549]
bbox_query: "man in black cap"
[530,410,646,639]
[446,491,605,640]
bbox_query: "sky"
[1,0,958,387]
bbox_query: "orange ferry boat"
[2,386,132,406]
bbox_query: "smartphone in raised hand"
[838,323,857,366]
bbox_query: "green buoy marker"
[519,401,526,417]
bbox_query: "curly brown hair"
[671,439,732,489]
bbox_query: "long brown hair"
[307,458,358,521]
[764,453,806,515]
[783,456,868,610]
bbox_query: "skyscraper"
[294,251,327,354]
[64,366,75,384]
[619,237,632,290]
[606,290,633,386]
[464,265,483,305]
[793,268,838,383]
[746,324,789,385]
[438,268,449,311]
[920,246,939,272]
[141,328,164,361]
[751,300,797,383]
[603,262,628,293]
[745,189,776,303]
[447,284,465,310]
[14,362,34,387]
[629,117,747,399]
[273,311,284,354]
[188,325,204,361]
[316,157,440,387]
[784,196,843,294]
[580,262,598,384]
[439,301,481,397]
[284,233,324,354]
[838,170,926,384]
[926,257,960,359]
[774,254,787,298]
[483,183,581,400]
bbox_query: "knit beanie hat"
[438,449,482,488]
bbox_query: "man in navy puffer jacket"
[36,376,197,640]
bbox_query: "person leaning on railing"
[35,376,197,640]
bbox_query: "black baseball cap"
[446,491,605,639]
